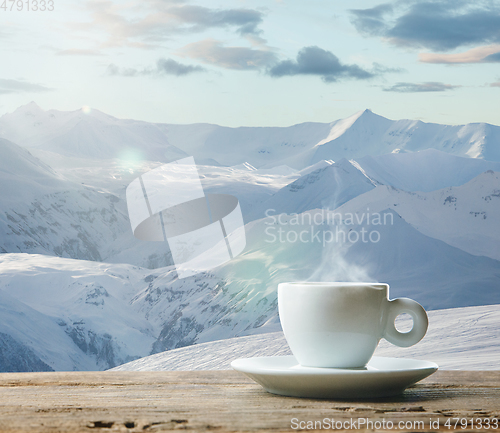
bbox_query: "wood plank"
[0,371,498,432]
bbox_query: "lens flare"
[118,148,145,171]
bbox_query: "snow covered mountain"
[335,171,500,260]
[0,138,64,205]
[247,159,376,221]
[1,204,499,371]
[0,102,187,162]
[0,288,96,371]
[2,104,500,168]
[0,138,136,262]
[353,149,500,192]
[309,109,500,164]
[0,254,154,371]
[1,103,499,372]
[0,138,298,267]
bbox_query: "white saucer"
[231,355,438,399]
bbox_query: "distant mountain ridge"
[1,104,500,167]
[309,109,500,164]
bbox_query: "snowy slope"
[0,138,66,206]
[0,145,130,263]
[247,159,376,221]
[0,332,53,372]
[0,137,137,262]
[335,171,500,260]
[111,304,500,371]
[0,254,154,371]
[0,289,98,371]
[336,210,500,308]
[353,149,500,192]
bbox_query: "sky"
[1,0,500,127]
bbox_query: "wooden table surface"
[0,370,498,432]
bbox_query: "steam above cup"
[278,282,428,368]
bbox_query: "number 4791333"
[0,0,54,11]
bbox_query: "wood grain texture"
[0,371,498,432]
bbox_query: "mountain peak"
[349,108,389,124]
[316,109,389,147]
[338,109,373,125]
[17,101,43,112]
[353,108,373,118]
[6,102,45,119]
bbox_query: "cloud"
[383,81,460,92]
[267,46,374,82]
[107,58,206,77]
[350,1,500,51]
[371,62,406,73]
[483,52,500,62]
[57,49,103,56]
[156,58,206,75]
[107,64,143,77]
[166,5,263,36]
[349,3,393,36]
[0,79,53,95]
[180,39,278,70]
[78,1,265,48]
[491,81,500,87]
[419,44,500,63]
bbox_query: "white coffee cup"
[278,282,428,368]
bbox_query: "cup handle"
[383,298,429,347]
